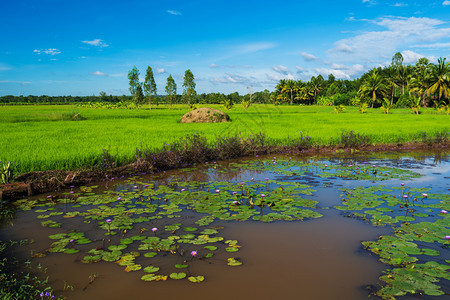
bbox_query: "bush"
[340,130,371,148]
[316,96,333,106]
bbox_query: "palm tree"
[409,68,430,106]
[281,79,296,105]
[384,67,398,105]
[358,69,388,108]
[309,75,324,104]
[396,65,410,95]
[426,57,450,103]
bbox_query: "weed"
[340,130,372,148]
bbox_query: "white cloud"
[82,39,109,48]
[167,10,182,16]
[90,71,108,76]
[313,64,365,79]
[300,52,320,62]
[156,68,166,74]
[110,73,126,77]
[0,63,11,71]
[392,3,407,7]
[334,43,354,53]
[33,48,61,55]
[272,65,290,75]
[295,66,305,73]
[401,50,436,64]
[362,0,377,5]
[209,63,219,68]
[0,80,31,86]
[328,16,450,64]
[411,42,450,49]
[443,1,450,6]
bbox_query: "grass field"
[0,104,448,175]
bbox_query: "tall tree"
[282,79,296,105]
[165,74,177,109]
[310,75,325,104]
[426,57,450,103]
[143,66,157,110]
[358,69,388,108]
[128,66,144,109]
[182,69,196,106]
[392,52,404,68]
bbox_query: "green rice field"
[0,104,448,174]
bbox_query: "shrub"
[340,130,371,148]
[334,105,346,113]
[317,96,333,106]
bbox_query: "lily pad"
[169,272,187,280]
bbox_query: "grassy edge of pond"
[0,104,448,176]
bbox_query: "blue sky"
[1,0,450,96]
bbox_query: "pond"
[1,151,449,300]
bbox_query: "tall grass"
[0,104,448,174]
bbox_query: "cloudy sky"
[1,0,450,96]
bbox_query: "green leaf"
[188,276,204,283]
[227,258,242,266]
[169,272,187,280]
[143,266,160,273]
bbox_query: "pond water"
[1,151,449,300]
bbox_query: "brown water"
[1,152,448,300]
[2,210,388,300]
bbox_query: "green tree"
[182,69,196,106]
[426,57,450,103]
[282,79,296,105]
[358,69,388,108]
[128,66,144,108]
[392,52,404,68]
[309,75,325,104]
[143,66,157,110]
[165,74,177,109]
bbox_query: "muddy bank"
[1,141,448,201]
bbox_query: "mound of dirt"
[180,108,230,123]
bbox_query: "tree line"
[273,54,450,111]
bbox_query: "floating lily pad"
[169,272,187,280]
[141,274,167,281]
[188,276,204,283]
[143,266,160,273]
[227,258,242,266]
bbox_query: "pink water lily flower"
[441,210,448,214]
[422,193,428,198]
[152,227,158,232]
[191,251,197,257]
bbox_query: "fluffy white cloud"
[33,48,61,55]
[82,39,109,48]
[156,68,166,74]
[328,16,450,64]
[209,64,219,68]
[90,71,108,76]
[300,52,320,62]
[401,50,436,64]
[313,64,365,79]
[443,1,450,6]
[272,65,290,75]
